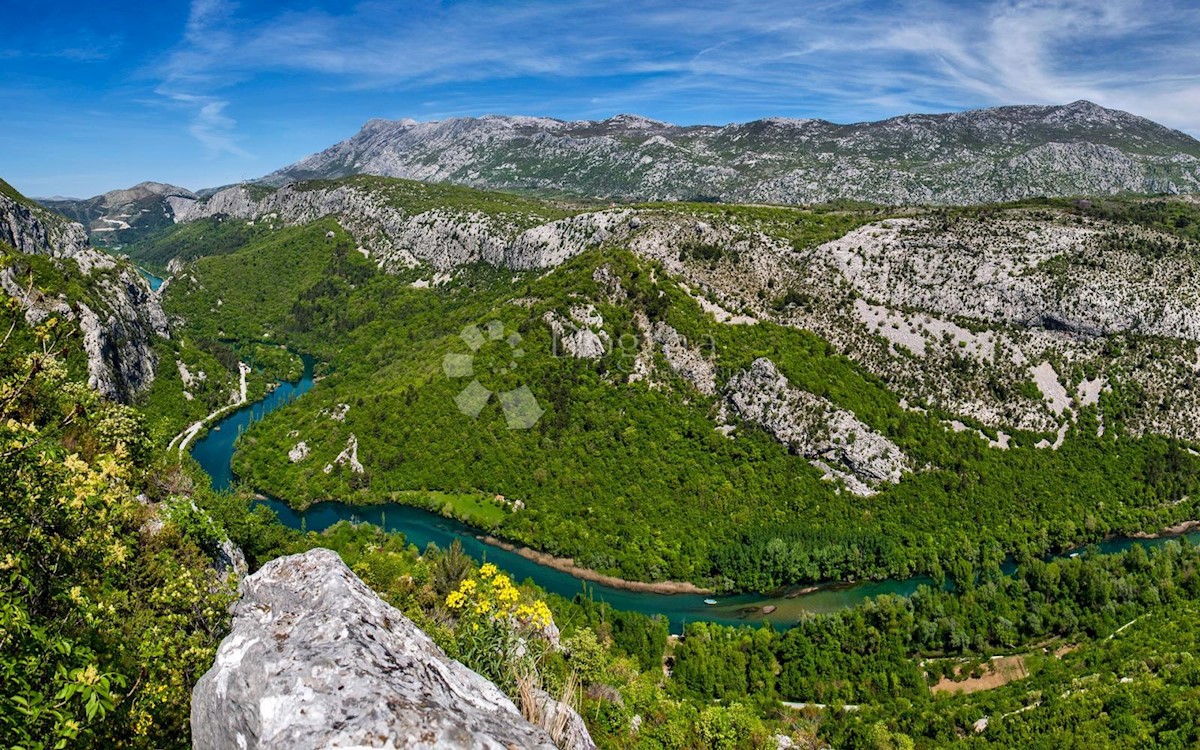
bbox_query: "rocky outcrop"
[171,181,632,271]
[192,548,566,750]
[2,184,90,258]
[544,310,609,360]
[529,688,596,750]
[262,102,1200,205]
[287,441,309,463]
[332,434,364,474]
[1,185,167,402]
[73,278,168,402]
[214,538,248,582]
[652,321,716,395]
[725,358,908,495]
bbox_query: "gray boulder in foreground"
[191,548,560,750]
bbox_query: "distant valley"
[8,99,1200,749]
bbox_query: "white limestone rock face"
[174,182,634,272]
[725,358,908,495]
[287,441,309,463]
[761,210,1200,440]
[333,434,364,474]
[544,311,608,360]
[816,217,1200,342]
[191,548,563,750]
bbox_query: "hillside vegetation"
[7,165,1200,748]
[153,177,1200,592]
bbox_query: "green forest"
[8,177,1200,748]
[151,196,1200,592]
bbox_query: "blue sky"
[3,0,1198,197]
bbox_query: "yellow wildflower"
[497,583,520,605]
[479,563,498,578]
[108,541,129,565]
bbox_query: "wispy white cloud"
[156,0,251,157]
[153,0,1200,135]
[171,93,251,158]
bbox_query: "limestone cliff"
[0,180,167,402]
[171,181,631,272]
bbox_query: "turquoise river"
[190,360,1200,631]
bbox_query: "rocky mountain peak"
[124,181,197,197]
[363,116,414,131]
[261,102,1200,204]
[39,180,200,250]
[602,113,671,130]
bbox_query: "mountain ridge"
[39,180,198,250]
[262,101,1200,205]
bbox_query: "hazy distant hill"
[40,181,198,249]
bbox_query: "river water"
[191,360,1200,631]
[137,267,164,291]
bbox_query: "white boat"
[703,598,718,605]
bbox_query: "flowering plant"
[444,562,554,690]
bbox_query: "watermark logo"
[443,320,544,429]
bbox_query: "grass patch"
[390,489,512,528]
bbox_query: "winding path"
[168,362,251,454]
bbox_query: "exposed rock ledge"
[192,548,568,749]
[725,358,908,495]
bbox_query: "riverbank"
[479,535,712,595]
[1126,519,1200,540]
[248,484,707,593]
[168,362,252,454]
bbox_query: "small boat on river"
[703,598,718,605]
